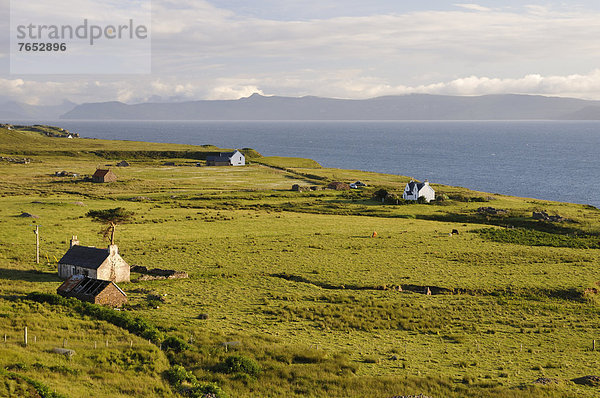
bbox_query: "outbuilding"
[57,275,127,307]
[92,169,117,183]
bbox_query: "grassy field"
[1,125,600,397]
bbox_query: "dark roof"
[58,275,126,299]
[57,274,86,293]
[206,151,241,162]
[93,169,111,178]
[406,181,426,192]
[206,155,230,162]
[58,245,109,270]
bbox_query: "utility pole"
[33,224,40,264]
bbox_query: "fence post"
[24,327,28,346]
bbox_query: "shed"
[116,160,130,167]
[206,150,245,166]
[57,236,130,282]
[92,169,117,183]
[57,275,127,307]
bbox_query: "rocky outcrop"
[533,211,569,222]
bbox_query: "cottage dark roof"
[406,181,426,192]
[58,245,109,270]
[206,151,238,162]
[93,169,111,178]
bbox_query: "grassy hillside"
[0,125,599,397]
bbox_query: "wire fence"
[1,327,157,356]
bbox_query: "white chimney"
[70,235,79,248]
[108,244,118,256]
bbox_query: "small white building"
[57,236,130,283]
[403,180,436,203]
[206,150,245,166]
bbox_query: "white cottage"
[57,236,130,283]
[206,150,245,166]
[403,180,435,203]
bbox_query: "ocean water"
[25,120,600,207]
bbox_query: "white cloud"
[453,4,492,12]
[4,2,600,103]
[207,83,264,100]
[4,70,600,106]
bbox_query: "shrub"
[165,365,197,386]
[372,189,389,201]
[220,355,261,377]
[162,336,190,353]
[189,382,228,398]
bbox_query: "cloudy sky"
[2,0,600,105]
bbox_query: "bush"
[220,355,261,377]
[162,336,190,352]
[165,365,197,386]
[190,382,228,398]
[372,189,389,201]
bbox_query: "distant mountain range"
[0,100,77,120]
[59,94,600,120]
[5,94,600,121]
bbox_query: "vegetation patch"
[26,292,164,343]
[477,227,600,249]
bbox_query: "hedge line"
[26,292,163,343]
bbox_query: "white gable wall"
[229,151,245,166]
[418,185,436,202]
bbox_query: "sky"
[2,0,600,105]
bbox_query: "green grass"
[0,125,600,397]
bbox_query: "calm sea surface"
[26,120,600,207]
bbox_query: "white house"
[206,150,245,166]
[403,180,435,203]
[57,236,130,283]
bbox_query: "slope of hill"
[0,125,599,397]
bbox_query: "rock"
[478,206,507,215]
[198,313,209,320]
[572,375,600,387]
[292,184,310,192]
[18,212,38,218]
[52,348,75,358]
[327,181,351,191]
[533,211,568,222]
[533,377,558,385]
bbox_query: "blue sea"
[22,120,600,207]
